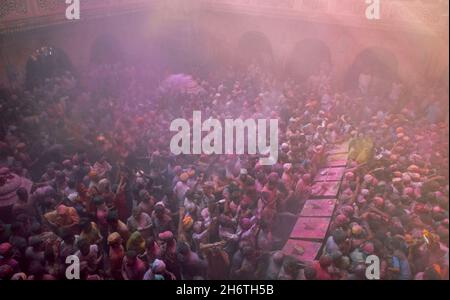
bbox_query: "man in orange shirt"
[44,204,80,232]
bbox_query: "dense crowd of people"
[0,57,448,280]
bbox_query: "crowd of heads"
[0,56,448,280]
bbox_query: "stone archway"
[25,46,73,89]
[345,47,399,93]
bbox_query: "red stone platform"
[326,153,348,167]
[310,181,340,198]
[314,167,346,182]
[327,142,349,155]
[300,199,336,217]
[281,239,323,262]
[290,217,331,240]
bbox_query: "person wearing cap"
[108,232,124,280]
[107,211,130,243]
[158,231,181,280]
[281,163,295,191]
[126,231,146,256]
[143,259,176,280]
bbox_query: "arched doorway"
[90,35,124,65]
[286,39,331,81]
[345,47,399,93]
[235,31,274,69]
[25,46,73,89]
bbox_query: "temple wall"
[196,11,449,86]
[0,0,448,88]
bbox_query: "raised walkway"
[281,141,350,262]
